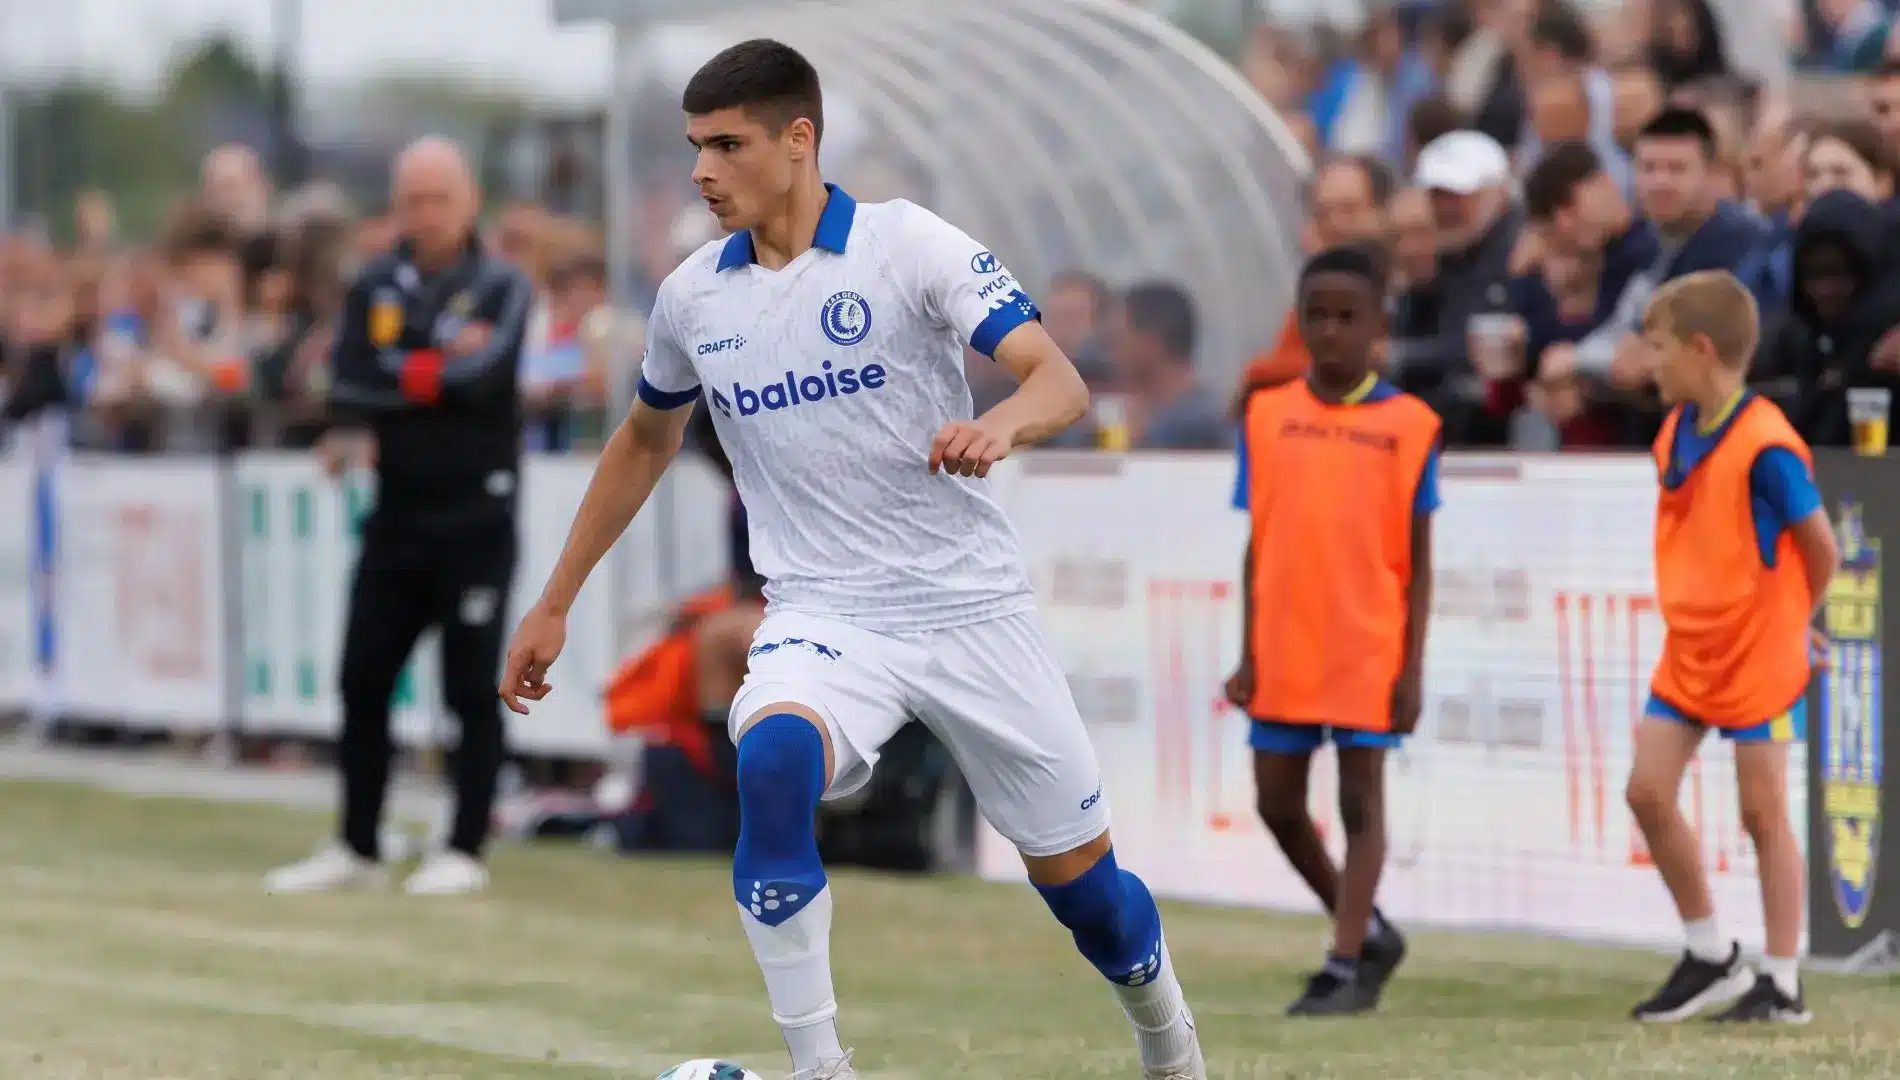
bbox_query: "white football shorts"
[728,607,1109,858]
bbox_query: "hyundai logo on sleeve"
[970,251,1002,274]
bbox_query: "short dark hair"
[682,39,825,144]
[1637,107,1718,158]
[1531,4,1594,63]
[1301,244,1389,296]
[1407,95,1467,153]
[1122,282,1197,362]
[1523,140,1604,221]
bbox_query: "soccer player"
[1224,246,1438,1015]
[1626,270,1837,1024]
[499,40,1206,1080]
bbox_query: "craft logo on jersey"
[368,290,403,347]
[1822,499,1883,929]
[710,361,889,420]
[821,290,872,346]
[698,334,746,356]
[970,250,1001,274]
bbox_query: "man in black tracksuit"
[266,138,529,896]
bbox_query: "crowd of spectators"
[9,0,1900,456]
[1240,0,1900,450]
[0,144,626,456]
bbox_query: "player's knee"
[1738,793,1789,844]
[1625,774,1671,823]
[1034,848,1165,986]
[732,713,828,914]
[1255,788,1308,834]
[1337,783,1383,839]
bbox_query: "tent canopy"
[555,0,1310,384]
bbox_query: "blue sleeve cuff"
[1231,430,1250,511]
[969,292,1040,357]
[1415,447,1443,515]
[637,375,701,411]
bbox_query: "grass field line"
[0,857,736,962]
[0,957,927,1080]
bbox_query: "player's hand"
[1390,670,1424,735]
[1810,626,1832,669]
[1873,326,1900,372]
[500,603,567,715]
[447,320,493,358]
[1223,663,1254,710]
[929,417,1013,478]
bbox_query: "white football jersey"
[638,186,1043,632]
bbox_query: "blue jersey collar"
[717,183,857,271]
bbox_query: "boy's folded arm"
[1787,509,1840,610]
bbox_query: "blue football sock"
[731,713,842,1074]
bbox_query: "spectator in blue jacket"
[1563,108,1773,393]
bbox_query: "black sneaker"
[1287,969,1378,1016]
[1710,974,1812,1024]
[1360,928,1408,996]
[1630,943,1754,1022]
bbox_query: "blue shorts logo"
[821,291,872,346]
[970,251,1001,274]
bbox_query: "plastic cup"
[1848,387,1891,457]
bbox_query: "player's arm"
[1224,430,1257,708]
[982,321,1090,447]
[1393,442,1442,734]
[534,285,699,617]
[535,395,694,617]
[1753,447,1839,615]
[896,203,1087,475]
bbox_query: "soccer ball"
[656,1061,763,1080]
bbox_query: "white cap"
[1414,131,1511,196]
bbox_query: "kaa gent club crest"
[1822,500,1883,929]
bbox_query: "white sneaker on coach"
[403,850,488,895]
[264,842,387,894]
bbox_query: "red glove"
[400,348,444,405]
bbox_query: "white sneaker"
[789,1051,856,1080]
[402,850,489,895]
[1144,1018,1205,1080]
[264,842,387,894]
